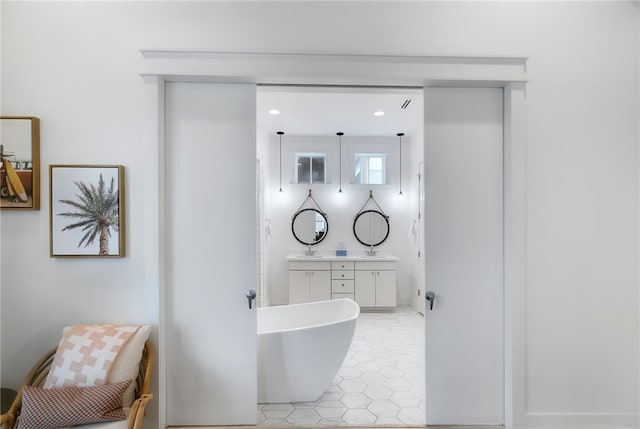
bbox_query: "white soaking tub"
[257,298,360,403]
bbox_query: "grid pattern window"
[355,153,386,185]
[296,153,326,184]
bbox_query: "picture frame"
[0,116,40,209]
[49,165,125,257]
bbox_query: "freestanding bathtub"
[257,298,360,403]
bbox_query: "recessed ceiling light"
[373,111,384,117]
[269,109,280,115]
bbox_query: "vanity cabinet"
[354,261,397,308]
[288,261,331,304]
[331,261,355,300]
[288,258,397,307]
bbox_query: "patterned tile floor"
[258,306,425,426]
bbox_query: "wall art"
[0,116,40,209]
[50,165,125,257]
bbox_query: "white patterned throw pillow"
[44,323,151,406]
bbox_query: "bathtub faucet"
[305,244,316,256]
[366,245,377,256]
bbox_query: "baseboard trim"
[516,411,639,428]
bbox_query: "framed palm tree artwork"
[49,165,125,257]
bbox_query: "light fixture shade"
[277,131,285,192]
[397,132,404,195]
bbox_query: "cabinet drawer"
[332,279,355,293]
[331,261,354,270]
[289,261,331,271]
[354,261,397,271]
[332,293,355,301]
[332,270,354,280]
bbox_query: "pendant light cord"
[337,132,344,192]
[397,132,404,195]
[277,131,284,192]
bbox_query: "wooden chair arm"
[0,411,16,429]
[127,341,154,429]
[128,393,153,429]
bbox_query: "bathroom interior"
[254,85,426,426]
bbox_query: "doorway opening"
[255,85,426,426]
[159,66,518,429]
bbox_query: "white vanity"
[287,255,398,308]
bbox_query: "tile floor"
[189,427,500,429]
[258,306,425,426]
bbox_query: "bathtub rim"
[257,298,360,335]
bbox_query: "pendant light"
[397,132,404,195]
[337,132,344,193]
[277,131,284,192]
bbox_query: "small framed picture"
[50,165,125,257]
[0,116,40,209]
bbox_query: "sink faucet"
[366,245,377,256]
[305,244,316,256]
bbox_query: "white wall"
[1,2,638,428]
[262,134,418,306]
[257,126,273,307]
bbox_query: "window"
[296,153,326,184]
[355,153,385,185]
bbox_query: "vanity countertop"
[286,254,399,262]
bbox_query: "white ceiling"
[256,86,423,138]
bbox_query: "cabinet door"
[375,271,397,307]
[355,271,376,307]
[289,271,310,304]
[309,270,331,302]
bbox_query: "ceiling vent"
[401,99,412,109]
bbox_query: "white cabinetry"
[288,261,331,304]
[354,261,397,308]
[331,261,355,300]
[287,258,397,307]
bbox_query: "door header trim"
[140,50,528,87]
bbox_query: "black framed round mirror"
[353,210,390,247]
[291,208,328,245]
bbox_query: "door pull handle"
[425,291,435,311]
[246,289,256,309]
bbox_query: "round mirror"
[291,208,328,245]
[353,210,390,247]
